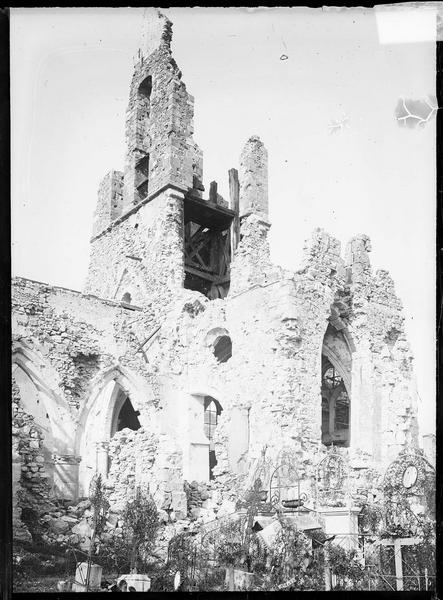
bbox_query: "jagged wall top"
[139,8,173,60]
[120,8,202,208]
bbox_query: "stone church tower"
[11,9,422,541]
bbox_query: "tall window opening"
[134,75,152,202]
[203,396,222,479]
[183,221,231,299]
[135,154,149,201]
[321,356,350,447]
[116,397,141,433]
[136,76,151,147]
[111,387,141,438]
[213,335,232,363]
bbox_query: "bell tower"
[85,9,238,304]
[122,8,204,208]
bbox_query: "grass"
[13,575,62,593]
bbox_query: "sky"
[10,7,436,435]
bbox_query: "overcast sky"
[10,7,436,435]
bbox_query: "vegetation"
[13,464,436,593]
[121,487,159,574]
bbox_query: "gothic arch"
[322,324,353,392]
[321,323,354,448]
[12,343,74,455]
[203,327,230,348]
[76,365,155,495]
[12,343,78,498]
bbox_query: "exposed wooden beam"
[184,193,235,231]
[184,264,230,284]
[229,168,240,254]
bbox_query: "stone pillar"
[230,136,273,294]
[53,454,81,500]
[153,434,188,519]
[239,136,268,219]
[344,234,372,285]
[96,441,110,480]
[228,407,250,474]
[92,170,124,237]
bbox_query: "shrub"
[121,488,159,574]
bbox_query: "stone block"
[190,507,204,520]
[72,518,92,539]
[118,574,151,592]
[49,518,69,533]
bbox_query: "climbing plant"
[85,474,109,590]
[327,544,371,591]
[259,521,325,591]
[212,518,244,568]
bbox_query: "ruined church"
[12,10,429,544]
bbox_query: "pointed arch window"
[110,387,141,437]
[321,357,350,447]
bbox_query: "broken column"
[96,441,110,480]
[344,234,372,285]
[239,135,268,219]
[92,170,124,238]
[228,407,250,474]
[122,9,200,208]
[230,136,272,294]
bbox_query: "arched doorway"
[78,374,143,496]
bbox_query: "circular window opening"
[121,292,132,304]
[213,335,232,363]
[402,465,418,489]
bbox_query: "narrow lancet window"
[321,357,350,447]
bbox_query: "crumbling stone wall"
[11,275,190,522]
[123,10,201,207]
[85,11,204,307]
[85,188,185,310]
[11,8,423,547]
[106,427,158,511]
[343,236,419,464]
[92,170,124,237]
[12,378,54,541]
[239,136,268,218]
